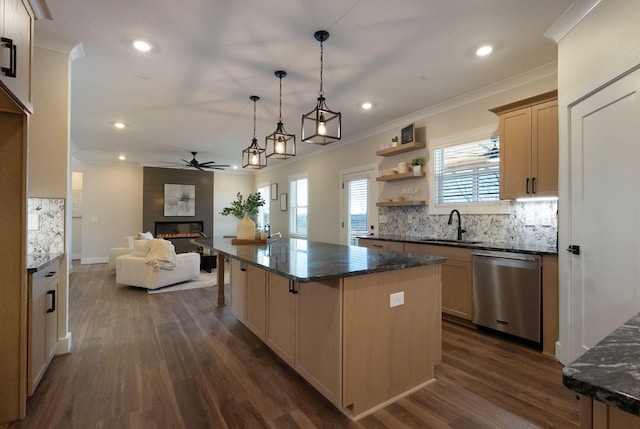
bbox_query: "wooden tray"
[231,238,268,245]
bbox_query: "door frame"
[557,46,640,365]
[339,164,378,246]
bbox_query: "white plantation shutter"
[434,139,500,204]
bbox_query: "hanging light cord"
[278,76,283,122]
[252,98,257,139]
[318,40,324,98]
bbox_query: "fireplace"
[155,221,204,239]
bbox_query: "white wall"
[214,172,255,238]
[71,161,143,263]
[255,73,559,244]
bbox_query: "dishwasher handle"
[472,250,540,262]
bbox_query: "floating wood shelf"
[375,142,425,157]
[376,200,426,207]
[376,171,425,182]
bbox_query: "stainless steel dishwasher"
[472,250,541,344]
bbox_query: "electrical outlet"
[525,211,535,226]
[408,215,413,224]
[390,291,404,308]
[541,212,552,227]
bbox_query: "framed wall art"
[164,184,195,216]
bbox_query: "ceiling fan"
[158,152,230,171]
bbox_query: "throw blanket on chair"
[145,239,176,270]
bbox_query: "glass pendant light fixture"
[301,30,341,145]
[242,95,267,169]
[266,70,296,159]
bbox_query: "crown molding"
[34,28,80,55]
[545,0,602,43]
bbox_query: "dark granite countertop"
[358,234,558,255]
[192,238,445,283]
[563,312,640,416]
[27,252,64,274]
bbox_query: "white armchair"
[107,235,139,272]
[115,240,200,290]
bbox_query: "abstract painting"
[164,184,195,216]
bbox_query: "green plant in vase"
[220,192,265,240]
[410,156,425,175]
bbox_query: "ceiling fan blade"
[181,159,191,164]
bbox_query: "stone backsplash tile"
[27,198,65,254]
[379,200,557,247]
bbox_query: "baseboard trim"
[56,332,72,354]
[80,257,108,265]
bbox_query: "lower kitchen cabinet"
[579,396,640,429]
[405,243,473,321]
[28,260,59,396]
[266,273,296,366]
[244,264,267,340]
[229,258,246,321]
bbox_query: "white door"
[342,169,377,245]
[565,66,640,361]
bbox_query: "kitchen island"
[192,237,445,420]
[563,312,640,428]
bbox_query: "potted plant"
[410,156,425,175]
[220,192,265,239]
[391,136,399,147]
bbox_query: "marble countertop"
[192,238,446,283]
[563,312,640,416]
[359,234,558,255]
[27,252,64,273]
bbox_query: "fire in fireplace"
[155,221,204,239]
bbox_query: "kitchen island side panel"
[342,264,441,418]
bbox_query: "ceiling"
[35,0,575,171]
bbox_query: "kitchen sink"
[418,238,481,245]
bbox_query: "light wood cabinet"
[357,238,404,252]
[0,0,33,112]
[580,395,640,429]
[490,91,558,200]
[28,260,59,396]
[405,243,473,321]
[244,264,267,340]
[229,258,246,321]
[266,273,296,366]
[0,92,28,424]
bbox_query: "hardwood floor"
[10,262,579,428]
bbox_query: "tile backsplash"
[379,200,557,247]
[27,198,65,254]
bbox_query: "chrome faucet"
[447,209,466,241]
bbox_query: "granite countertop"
[359,234,558,255]
[192,238,445,283]
[27,252,64,274]
[562,312,640,416]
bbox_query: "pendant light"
[301,30,341,145]
[242,95,267,169]
[266,70,296,159]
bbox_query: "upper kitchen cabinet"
[1,0,34,112]
[490,91,558,200]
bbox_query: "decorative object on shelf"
[163,184,195,216]
[397,161,409,173]
[301,30,341,145]
[266,70,296,159]
[220,192,266,240]
[270,183,278,199]
[391,136,399,147]
[401,123,415,144]
[242,95,267,169]
[280,193,288,211]
[410,156,425,175]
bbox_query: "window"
[290,176,308,237]
[434,138,500,205]
[256,184,270,229]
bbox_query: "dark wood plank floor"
[10,262,579,428]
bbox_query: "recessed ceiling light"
[114,122,125,129]
[476,45,493,57]
[232,165,238,170]
[118,155,126,161]
[133,40,153,52]
[361,102,373,110]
